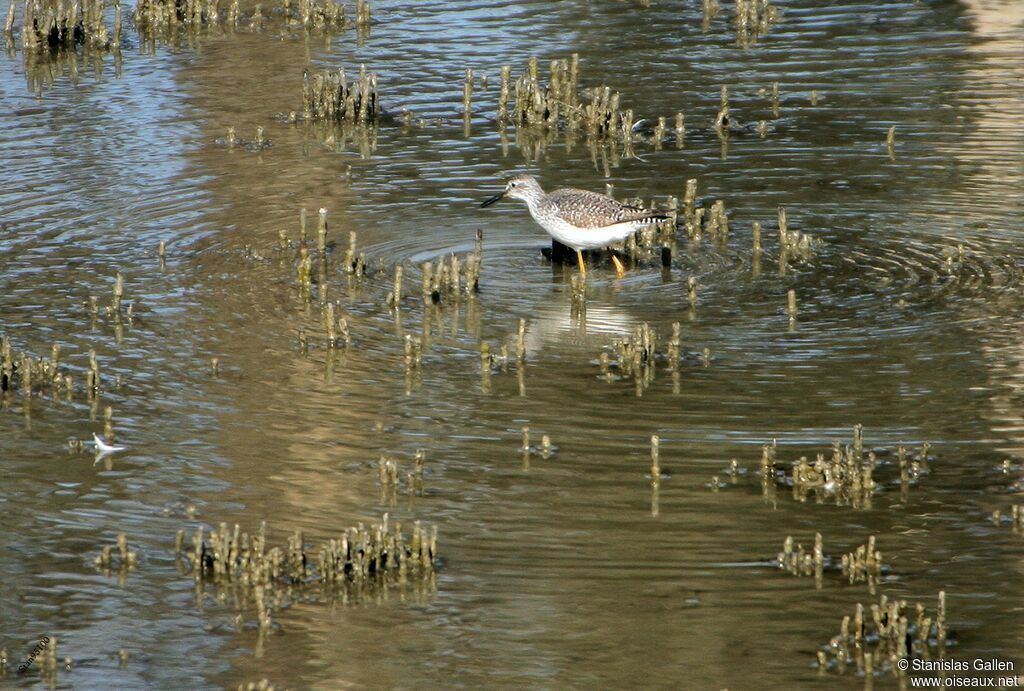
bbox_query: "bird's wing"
[544,188,667,229]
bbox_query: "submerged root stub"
[462,67,474,116]
[776,206,822,267]
[732,0,779,46]
[134,0,217,29]
[21,0,115,51]
[0,335,72,397]
[611,323,657,394]
[499,53,659,146]
[355,0,370,25]
[778,534,885,590]
[600,322,703,395]
[777,533,825,583]
[650,435,661,486]
[815,591,954,675]
[302,65,381,124]
[94,532,138,572]
[177,515,439,619]
[379,454,400,487]
[417,247,481,305]
[841,535,884,588]
[519,427,558,458]
[991,504,1024,534]
[504,54,580,131]
[237,681,276,691]
[133,0,347,35]
[768,427,934,508]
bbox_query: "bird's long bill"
[480,190,505,208]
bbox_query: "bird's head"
[481,174,542,207]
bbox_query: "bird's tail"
[631,210,671,224]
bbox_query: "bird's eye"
[510,182,517,188]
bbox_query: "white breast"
[533,215,643,250]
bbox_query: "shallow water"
[2,0,1024,688]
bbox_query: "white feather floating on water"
[92,433,126,456]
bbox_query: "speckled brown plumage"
[538,187,667,229]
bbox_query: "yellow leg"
[576,249,586,277]
[611,255,626,278]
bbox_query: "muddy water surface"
[2,0,1024,688]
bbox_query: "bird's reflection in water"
[519,293,636,356]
